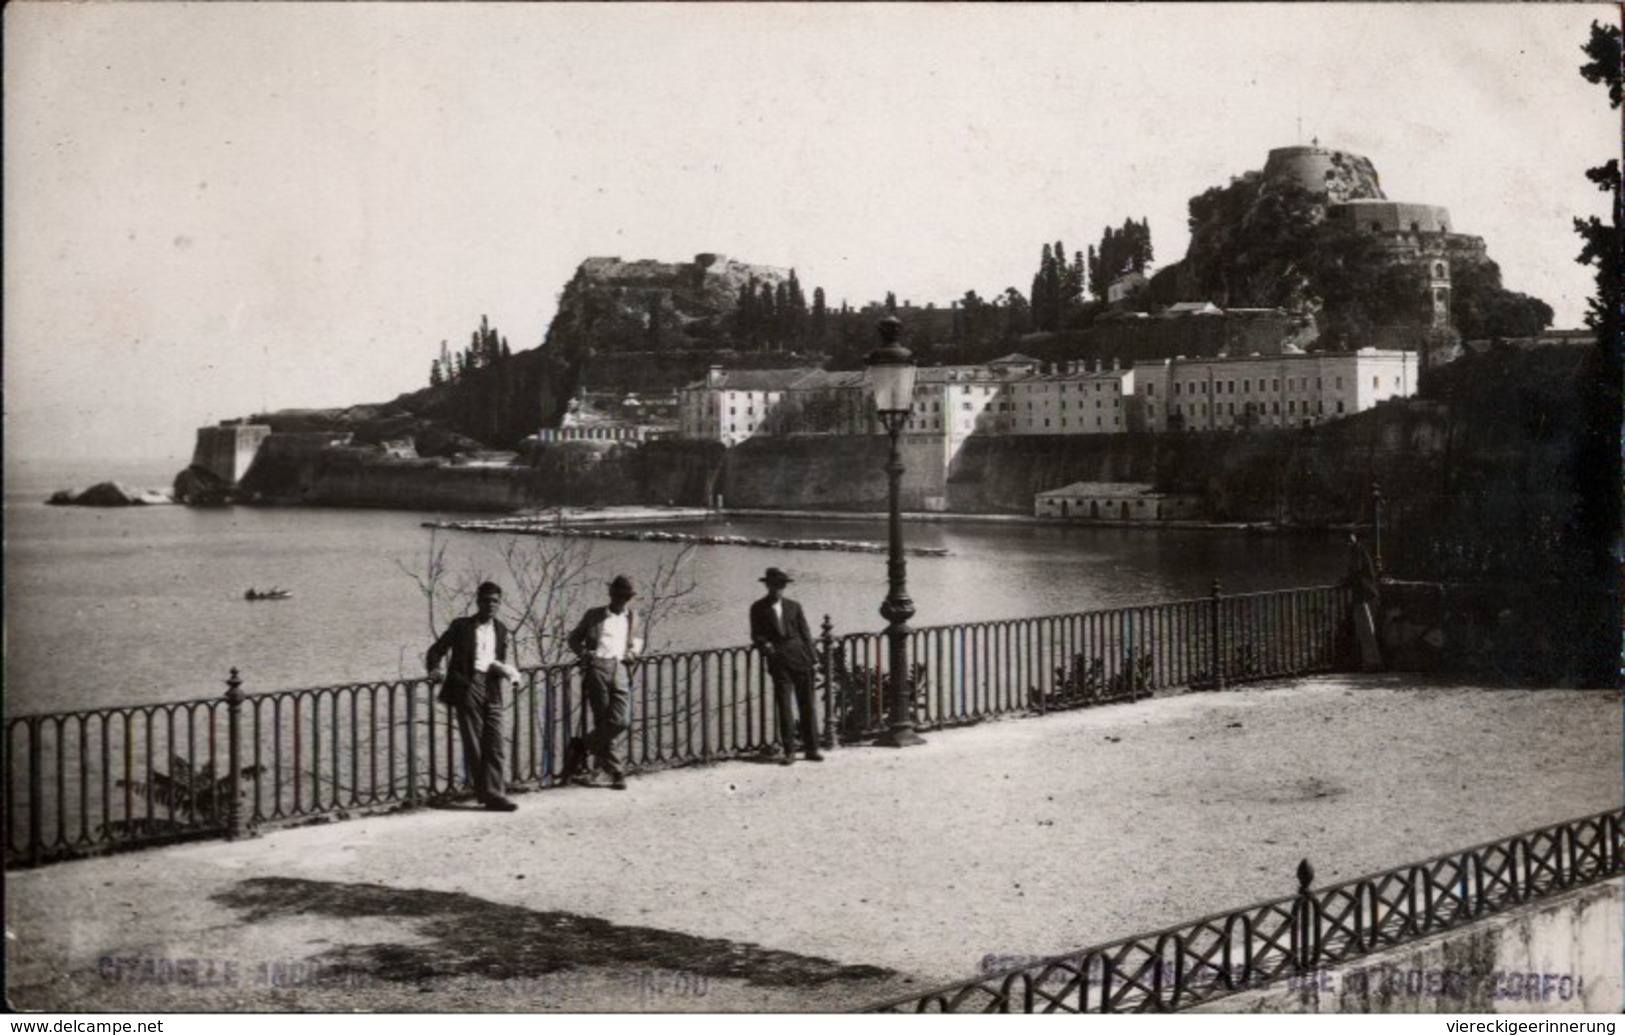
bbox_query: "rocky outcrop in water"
[48,481,173,506]
[171,465,234,506]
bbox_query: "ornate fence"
[867,808,1624,1013]
[5,583,1346,867]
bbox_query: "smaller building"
[1035,482,1202,522]
[1107,270,1150,305]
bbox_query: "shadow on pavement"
[212,877,894,989]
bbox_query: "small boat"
[245,587,293,601]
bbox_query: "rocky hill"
[203,253,809,456]
[544,252,793,362]
[1141,146,1550,347]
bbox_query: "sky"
[4,3,1616,468]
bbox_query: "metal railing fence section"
[7,585,1347,866]
[868,809,1624,1013]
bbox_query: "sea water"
[3,458,1347,715]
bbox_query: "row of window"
[1164,399,1347,418]
[1153,374,1401,397]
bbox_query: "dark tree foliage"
[735,278,759,342]
[411,315,551,447]
[1568,17,1622,684]
[1181,174,1548,345]
[1030,241,1087,331]
[1086,218,1153,299]
[1000,287,1030,343]
[810,286,829,350]
[1449,257,1555,340]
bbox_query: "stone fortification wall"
[234,432,354,502]
[1328,200,1453,235]
[305,454,540,512]
[226,346,1592,554]
[226,404,1456,524]
[190,424,271,486]
[944,434,1159,514]
[1263,145,1386,202]
[722,435,944,512]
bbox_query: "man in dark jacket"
[1345,533,1383,671]
[749,567,823,764]
[567,575,642,790]
[426,581,519,811]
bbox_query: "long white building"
[1135,348,1417,432]
[678,348,1417,445]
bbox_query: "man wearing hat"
[426,580,522,811]
[567,575,643,790]
[749,567,823,764]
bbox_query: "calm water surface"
[4,459,1347,714]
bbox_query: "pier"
[421,513,953,557]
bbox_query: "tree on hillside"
[1064,250,1087,318]
[785,269,808,347]
[1030,241,1089,332]
[1000,287,1030,343]
[1087,218,1153,299]
[1181,172,1547,344]
[1449,257,1554,340]
[646,294,663,351]
[1575,19,1621,335]
[811,286,829,350]
[439,340,455,384]
[1569,17,1622,685]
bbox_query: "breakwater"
[421,517,951,557]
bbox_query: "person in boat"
[426,581,520,811]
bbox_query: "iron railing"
[5,583,1347,867]
[867,808,1624,1013]
[831,582,1346,737]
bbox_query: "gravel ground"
[6,674,1620,1013]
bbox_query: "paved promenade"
[7,675,1620,1013]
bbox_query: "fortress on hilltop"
[1263,141,1485,355]
[1262,143,1386,203]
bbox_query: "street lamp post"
[1372,480,1385,575]
[866,317,925,748]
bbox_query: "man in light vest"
[567,574,643,790]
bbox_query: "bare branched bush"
[401,530,701,670]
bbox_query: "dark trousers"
[770,664,819,756]
[582,658,630,777]
[450,673,507,801]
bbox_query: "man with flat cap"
[567,574,643,790]
[426,580,521,811]
[749,567,823,764]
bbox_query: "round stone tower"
[1263,143,1386,203]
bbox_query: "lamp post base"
[875,725,926,748]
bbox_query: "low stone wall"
[191,424,272,486]
[308,454,540,512]
[1194,878,1622,1013]
[1374,579,1607,685]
